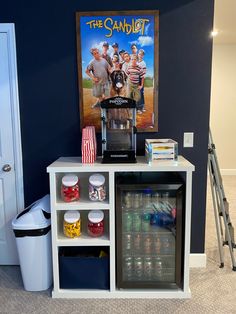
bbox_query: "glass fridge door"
[116,182,184,289]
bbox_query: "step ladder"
[208,129,236,270]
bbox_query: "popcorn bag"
[81,126,97,163]
[85,126,97,160]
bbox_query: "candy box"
[145,139,178,162]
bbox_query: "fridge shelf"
[122,252,176,257]
[121,229,175,235]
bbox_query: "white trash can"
[12,195,52,291]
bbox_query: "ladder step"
[223,199,229,214]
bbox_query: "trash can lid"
[12,208,50,230]
[31,194,51,213]
[12,195,51,230]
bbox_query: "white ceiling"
[213,0,236,44]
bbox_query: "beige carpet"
[1,176,236,314]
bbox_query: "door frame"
[0,23,24,213]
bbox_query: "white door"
[0,24,24,265]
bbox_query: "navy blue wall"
[0,0,214,253]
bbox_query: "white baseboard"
[189,253,206,268]
[220,169,236,175]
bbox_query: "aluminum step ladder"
[208,129,236,270]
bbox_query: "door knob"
[2,164,11,172]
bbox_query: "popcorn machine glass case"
[101,97,137,163]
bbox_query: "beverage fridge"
[116,172,185,289]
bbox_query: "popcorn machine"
[101,97,137,163]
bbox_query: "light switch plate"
[184,132,194,147]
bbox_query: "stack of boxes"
[145,139,178,163]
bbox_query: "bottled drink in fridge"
[133,193,142,209]
[124,192,132,209]
[153,235,161,254]
[141,189,152,232]
[162,235,174,255]
[152,191,161,206]
[133,257,143,280]
[123,256,133,281]
[153,256,163,281]
[132,211,141,232]
[141,212,151,232]
[133,233,142,252]
[162,191,170,201]
[143,188,152,209]
[123,233,132,252]
[143,233,152,254]
[123,210,132,232]
[143,257,154,280]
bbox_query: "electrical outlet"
[184,132,194,148]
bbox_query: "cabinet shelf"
[55,199,110,211]
[56,210,110,246]
[54,171,110,209]
[56,231,110,247]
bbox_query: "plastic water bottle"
[142,188,152,232]
[143,257,154,280]
[123,257,133,281]
[133,257,143,280]
[143,188,152,209]
[123,210,132,232]
[152,192,161,206]
[132,211,141,232]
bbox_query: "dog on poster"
[110,70,127,97]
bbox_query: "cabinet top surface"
[47,156,194,173]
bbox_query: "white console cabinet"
[47,156,194,298]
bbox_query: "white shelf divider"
[54,200,110,211]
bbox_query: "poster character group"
[76,11,159,132]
